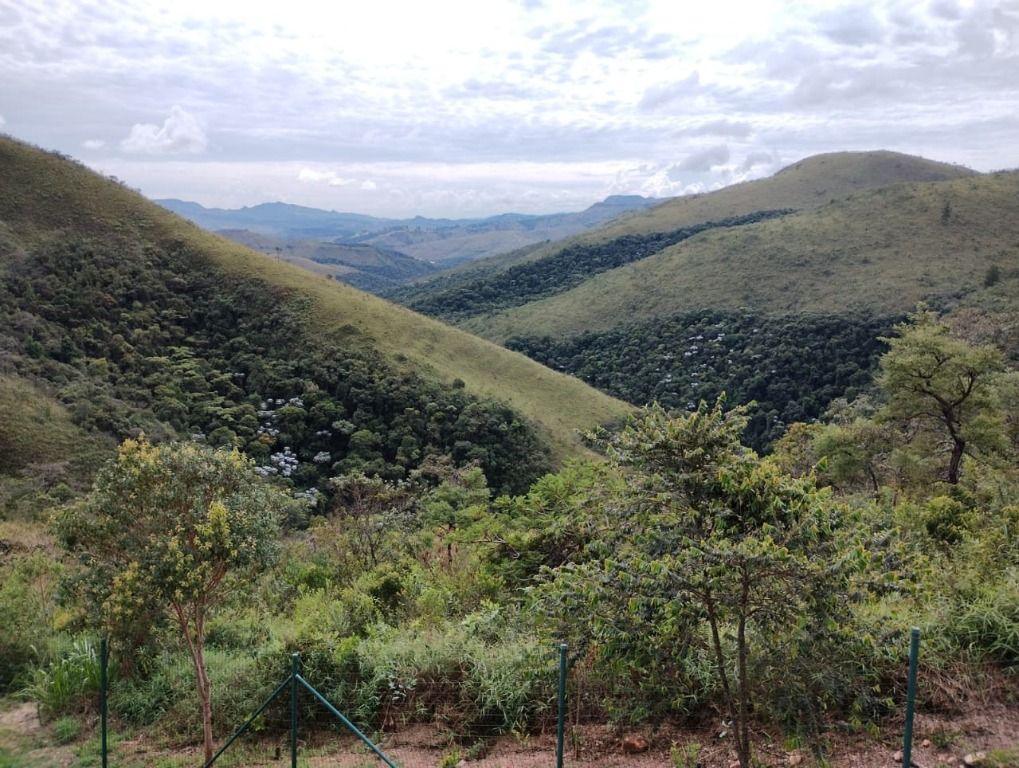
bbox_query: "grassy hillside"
[468,171,1019,340]
[216,229,436,291]
[397,150,979,310]
[0,137,629,471]
[595,150,976,239]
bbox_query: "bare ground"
[15,703,1010,768]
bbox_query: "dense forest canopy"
[0,237,551,497]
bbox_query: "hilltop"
[392,150,979,308]
[0,137,630,493]
[392,150,1017,448]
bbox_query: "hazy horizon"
[3,0,1017,218]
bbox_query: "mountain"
[215,229,438,293]
[393,150,1018,449]
[0,137,630,496]
[157,195,660,267]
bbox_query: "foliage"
[878,307,1009,484]
[21,637,101,721]
[0,553,63,692]
[536,400,865,767]
[398,210,792,320]
[508,310,894,450]
[0,237,550,495]
[55,438,294,762]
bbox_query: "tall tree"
[878,308,1006,484]
[539,400,857,768]
[57,438,296,763]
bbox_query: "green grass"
[0,136,630,462]
[461,170,1019,341]
[410,150,977,295]
[0,377,94,474]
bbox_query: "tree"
[538,401,856,768]
[57,438,296,763]
[878,308,1006,484]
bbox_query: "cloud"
[121,106,207,154]
[297,168,355,186]
[82,139,105,149]
[676,144,730,172]
[675,119,752,138]
[0,114,5,127]
[929,0,961,21]
[360,180,377,191]
[739,151,775,172]
[816,4,886,46]
[638,71,700,111]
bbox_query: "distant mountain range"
[156,195,660,267]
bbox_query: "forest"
[0,237,551,498]
[2,307,1017,767]
[507,310,896,450]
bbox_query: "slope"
[215,229,437,291]
[395,151,977,311]
[466,170,1019,340]
[0,137,630,488]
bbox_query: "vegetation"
[0,236,550,495]
[0,136,631,467]
[455,170,1019,342]
[395,210,792,321]
[508,310,894,450]
[1,139,1017,765]
[56,439,296,762]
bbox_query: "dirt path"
[0,702,75,767]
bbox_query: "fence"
[92,632,921,768]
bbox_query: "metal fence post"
[556,643,567,768]
[291,653,300,768]
[903,627,920,768]
[100,637,108,768]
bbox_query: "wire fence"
[90,633,922,768]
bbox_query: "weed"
[930,728,957,750]
[50,717,80,745]
[671,741,702,768]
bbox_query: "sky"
[1,0,1018,218]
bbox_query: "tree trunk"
[947,437,965,484]
[189,635,214,765]
[735,578,752,768]
[705,591,741,764]
[176,604,215,766]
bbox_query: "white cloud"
[0,114,6,127]
[676,145,731,173]
[83,139,105,149]
[121,106,207,155]
[297,168,355,186]
[360,180,378,191]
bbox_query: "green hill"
[0,136,630,494]
[394,151,980,321]
[391,151,1017,449]
[468,170,1019,340]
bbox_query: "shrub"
[22,637,101,720]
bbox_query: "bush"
[22,637,101,720]
[0,553,62,692]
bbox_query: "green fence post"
[903,627,920,768]
[291,653,300,768]
[100,637,108,768]
[556,643,567,768]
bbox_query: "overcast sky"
[2,0,1017,217]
